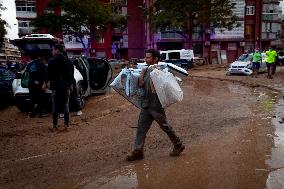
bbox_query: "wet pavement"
[1,77,284,188]
[266,99,284,188]
[75,80,281,189]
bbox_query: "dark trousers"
[272,62,277,75]
[29,84,46,115]
[134,107,182,151]
[70,83,81,112]
[267,63,274,78]
[52,89,70,126]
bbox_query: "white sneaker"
[59,114,64,118]
[76,110,82,116]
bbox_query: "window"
[168,52,180,59]
[16,1,36,12]
[246,6,255,15]
[18,21,32,28]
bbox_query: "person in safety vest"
[251,48,262,78]
[265,47,277,79]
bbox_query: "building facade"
[15,0,146,59]
[145,0,282,64]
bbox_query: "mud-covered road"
[1,66,284,188]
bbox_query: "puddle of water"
[266,98,284,188]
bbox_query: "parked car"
[164,59,193,70]
[160,49,194,70]
[227,53,267,76]
[0,66,15,109]
[277,51,284,65]
[12,34,112,112]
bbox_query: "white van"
[160,49,194,70]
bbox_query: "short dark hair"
[146,49,160,61]
[53,43,64,52]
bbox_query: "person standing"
[265,47,277,79]
[44,44,73,130]
[126,49,185,161]
[26,55,47,118]
[251,48,262,78]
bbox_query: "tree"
[144,0,239,47]
[32,0,125,56]
[0,1,7,46]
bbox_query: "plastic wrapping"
[150,69,183,108]
[110,68,144,108]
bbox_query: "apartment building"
[145,0,283,64]
[15,0,146,59]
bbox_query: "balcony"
[261,32,278,40]
[18,27,34,35]
[262,0,281,3]
[156,32,183,40]
[262,13,281,21]
[16,11,36,18]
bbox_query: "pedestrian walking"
[265,47,277,79]
[26,55,47,118]
[126,49,185,161]
[251,48,262,78]
[43,44,73,130]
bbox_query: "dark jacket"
[46,53,73,91]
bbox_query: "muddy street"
[0,76,283,188]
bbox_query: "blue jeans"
[52,89,70,126]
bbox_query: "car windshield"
[237,54,252,61]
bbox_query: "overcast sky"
[0,0,284,40]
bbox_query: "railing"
[16,11,36,18]
[261,32,278,39]
[18,27,34,35]
[262,13,281,21]
[159,32,183,39]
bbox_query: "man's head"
[52,44,64,56]
[145,49,160,65]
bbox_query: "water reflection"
[266,99,284,188]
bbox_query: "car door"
[86,57,113,94]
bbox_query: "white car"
[12,34,113,112]
[227,53,267,75]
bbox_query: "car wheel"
[77,83,86,109]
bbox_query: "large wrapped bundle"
[150,69,183,108]
[110,68,144,108]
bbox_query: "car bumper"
[228,68,252,75]
[14,93,31,104]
